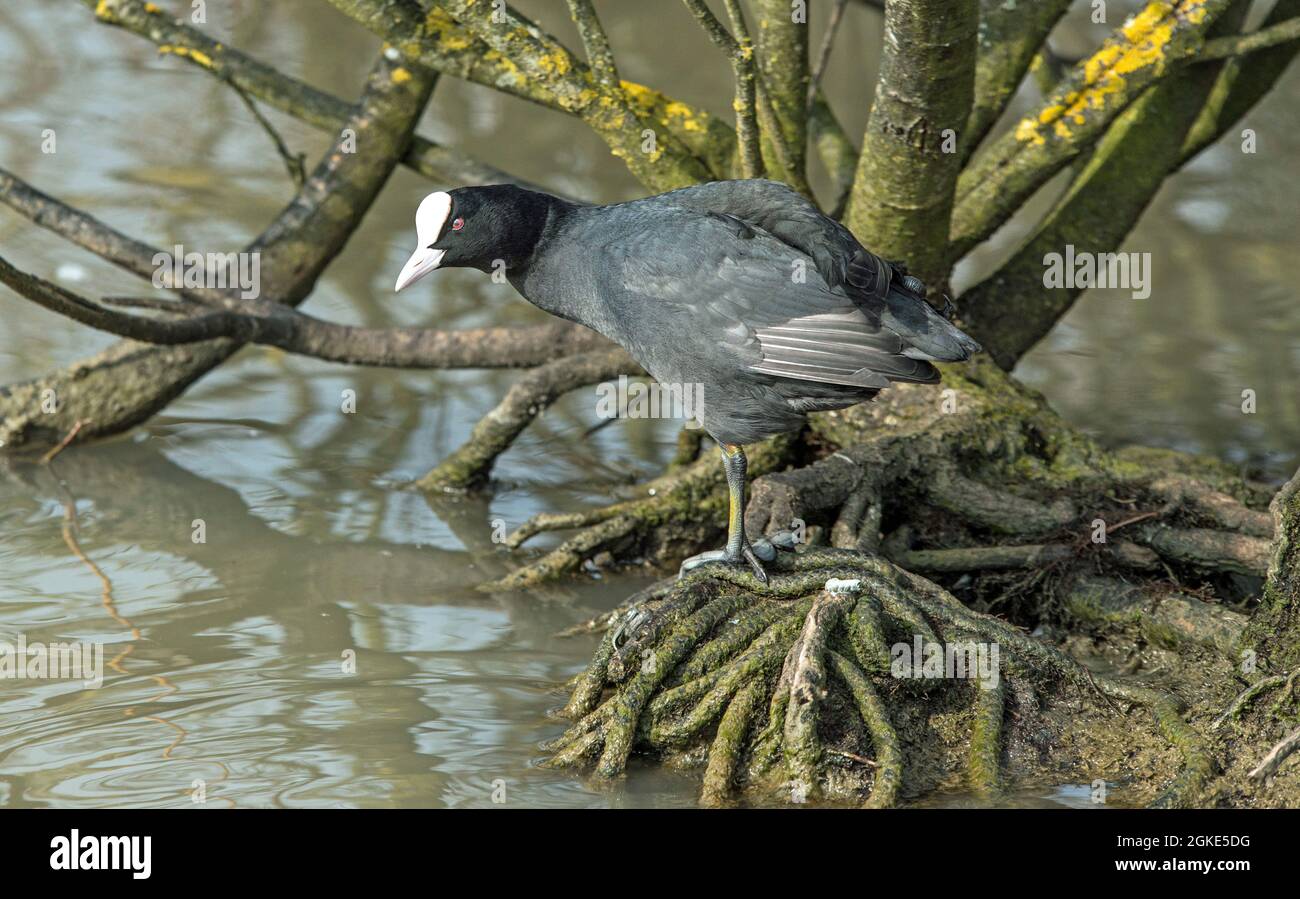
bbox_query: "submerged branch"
[417,348,641,492]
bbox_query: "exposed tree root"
[483,434,794,591]
[542,549,1215,807]
[502,359,1273,656]
[446,356,1294,806]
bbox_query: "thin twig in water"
[41,418,89,463]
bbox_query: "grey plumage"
[396,179,984,579]
[500,180,980,445]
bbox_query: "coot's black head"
[394,184,553,291]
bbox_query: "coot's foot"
[678,544,769,583]
[680,443,802,585]
[677,529,797,584]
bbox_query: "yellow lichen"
[620,80,657,113]
[158,45,213,68]
[664,101,705,133]
[1013,0,1208,146]
[424,8,475,50]
[536,50,572,77]
[483,49,521,80]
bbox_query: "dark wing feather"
[658,179,894,301]
[656,180,982,364]
[611,212,942,390]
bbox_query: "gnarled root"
[542,549,1214,807]
[493,360,1274,672]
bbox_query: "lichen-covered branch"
[964,0,1072,159]
[844,0,978,286]
[433,0,710,191]
[958,2,1247,368]
[565,0,619,90]
[1180,0,1300,163]
[754,0,809,184]
[683,0,763,179]
[950,0,1235,261]
[83,0,531,190]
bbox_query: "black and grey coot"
[395,180,981,582]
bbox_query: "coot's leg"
[679,443,769,583]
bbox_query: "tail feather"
[881,268,981,362]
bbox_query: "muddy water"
[0,1,1295,808]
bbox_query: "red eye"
[451,217,465,232]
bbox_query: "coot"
[396,180,981,582]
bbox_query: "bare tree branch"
[0,167,209,292]
[1181,0,1300,163]
[683,0,763,179]
[807,0,848,110]
[82,0,532,191]
[1,52,437,450]
[809,90,857,215]
[0,251,610,369]
[1201,16,1300,60]
[963,0,1071,162]
[565,0,620,89]
[218,72,307,188]
[754,0,810,184]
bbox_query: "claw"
[741,544,769,584]
[612,606,649,648]
[677,544,770,585]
